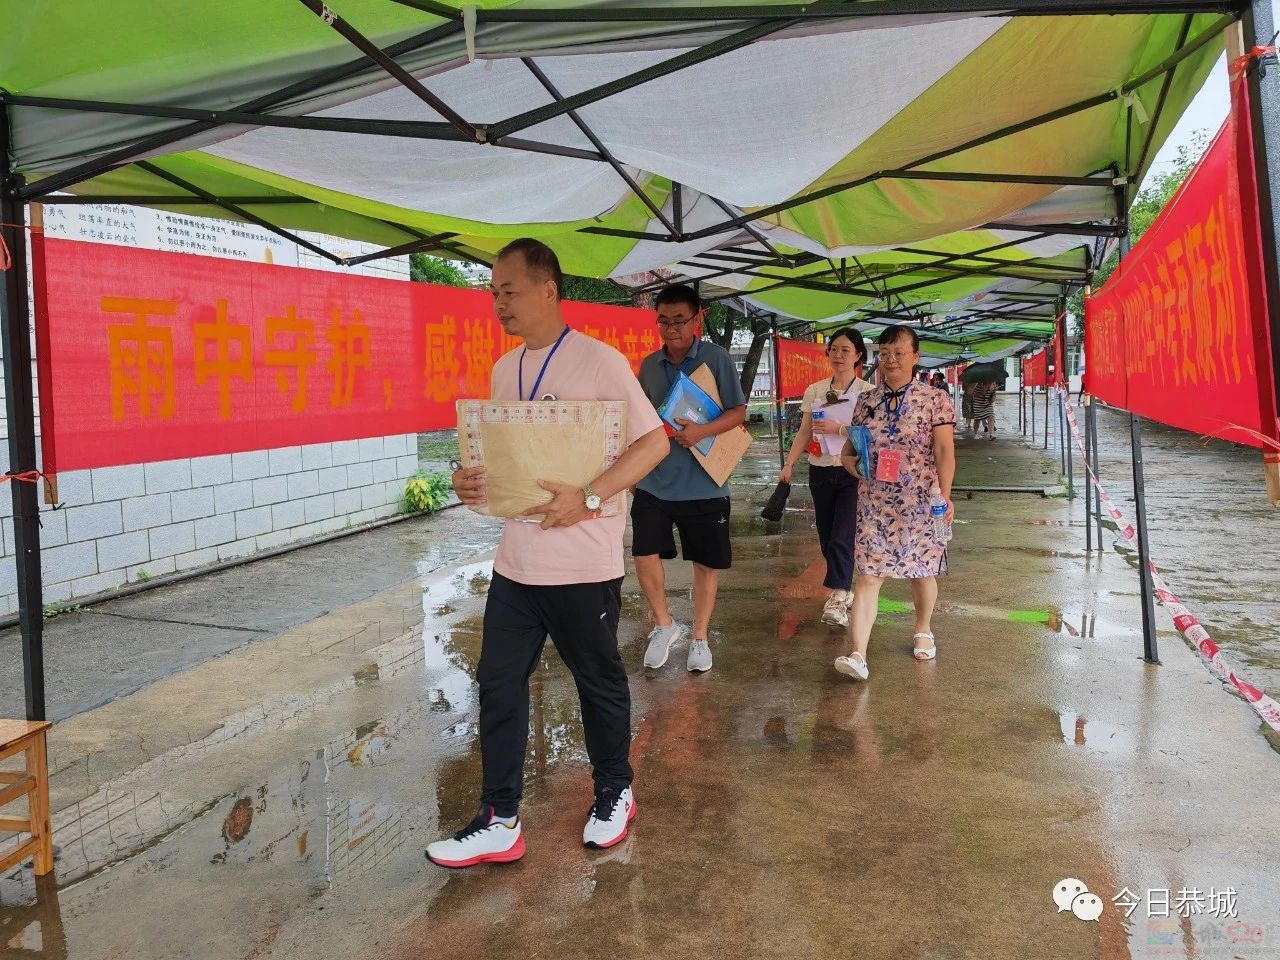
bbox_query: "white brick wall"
[0,436,418,616]
[0,208,421,617]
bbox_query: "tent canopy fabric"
[1,0,1232,359]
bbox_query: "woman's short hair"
[825,327,867,363]
[877,324,920,351]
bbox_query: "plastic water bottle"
[929,484,952,543]
[809,410,826,456]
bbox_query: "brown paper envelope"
[687,362,751,485]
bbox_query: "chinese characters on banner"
[776,337,829,400]
[1022,349,1048,387]
[33,237,662,473]
[1083,86,1279,450]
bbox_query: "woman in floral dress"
[834,326,956,681]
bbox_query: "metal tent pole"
[1129,410,1160,663]
[1057,390,1065,473]
[1083,395,1093,552]
[0,107,47,720]
[1044,386,1050,450]
[1243,2,1280,503]
[1111,228,1159,663]
[1089,397,1104,550]
[771,317,785,468]
[1063,391,1074,500]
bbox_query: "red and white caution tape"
[1060,391,1280,735]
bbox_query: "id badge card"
[876,448,903,483]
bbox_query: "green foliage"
[403,470,453,514]
[417,431,460,464]
[134,569,151,582]
[562,275,631,304]
[410,254,473,287]
[1071,130,1211,330]
[42,601,81,619]
[561,276,772,397]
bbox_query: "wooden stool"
[0,720,53,876]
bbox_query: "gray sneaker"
[687,639,713,673]
[643,622,683,668]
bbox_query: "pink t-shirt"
[490,328,662,586]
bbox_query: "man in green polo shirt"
[633,285,747,673]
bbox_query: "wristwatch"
[583,484,602,512]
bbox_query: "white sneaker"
[425,806,525,868]
[821,594,849,627]
[583,787,636,849]
[643,622,683,668]
[686,639,713,672]
[834,653,870,681]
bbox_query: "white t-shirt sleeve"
[800,380,822,414]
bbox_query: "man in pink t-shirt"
[426,239,667,869]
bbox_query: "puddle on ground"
[1057,710,1134,752]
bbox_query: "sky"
[1147,2,1280,184]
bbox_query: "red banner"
[776,337,829,400]
[34,237,661,472]
[1022,349,1048,387]
[1084,83,1278,449]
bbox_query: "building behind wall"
[0,205,422,617]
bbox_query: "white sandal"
[912,632,937,661]
[834,652,870,681]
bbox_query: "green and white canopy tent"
[5,0,1280,715]
[2,1,1243,355]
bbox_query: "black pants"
[808,464,858,591]
[478,572,631,817]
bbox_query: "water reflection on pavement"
[0,427,1276,960]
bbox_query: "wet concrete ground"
[1,420,1278,960]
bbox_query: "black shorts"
[630,488,732,569]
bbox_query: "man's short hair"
[496,238,563,300]
[654,284,701,314]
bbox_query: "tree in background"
[1071,130,1211,331]
[562,274,775,396]
[700,301,775,397]
[561,275,633,305]
[410,253,473,287]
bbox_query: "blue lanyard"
[882,384,909,442]
[518,326,570,400]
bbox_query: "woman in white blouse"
[779,328,873,627]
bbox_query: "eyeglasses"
[879,350,913,361]
[657,316,696,329]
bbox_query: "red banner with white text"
[1083,83,1278,449]
[1052,316,1067,386]
[33,237,662,472]
[776,337,829,400]
[1022,349,1048,387]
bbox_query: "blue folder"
[846,424,874,479]
[657,371,722,457]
